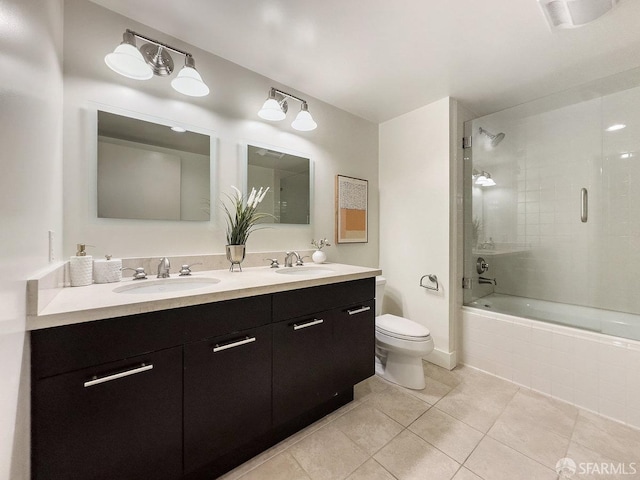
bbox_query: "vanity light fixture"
[258,87,317,131]
[105,29,210,97]
[170,126,187,133]
[472,169,496,187]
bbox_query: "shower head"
[479,127,505,147]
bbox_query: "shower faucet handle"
[476,257,489,274]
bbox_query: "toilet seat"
[375,314,431,342]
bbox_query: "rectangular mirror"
[97,110,211,221]
[247,145,311,224]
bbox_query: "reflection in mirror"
[97,111,210,221]
[247,145,310,224]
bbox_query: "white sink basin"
[113,277,221,294]
[275,266,334,276]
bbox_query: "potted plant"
[310,238,331,264]
[222,186,270,271]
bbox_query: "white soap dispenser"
[70,244,93,287]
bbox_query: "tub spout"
[479,276,497,286]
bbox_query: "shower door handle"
[581,188,588,223]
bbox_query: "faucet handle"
[122,267,147,280]
[179,262,202,276]
[296,256,310,266]
[264,258,280,268]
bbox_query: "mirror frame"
[88,103,217,223]
[239,142,314,226]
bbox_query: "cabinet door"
[33,346,182,480]
[331,300,376,392]
[272,313,334,425]
[183,324,272,474]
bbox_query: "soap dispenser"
[70,244,93,287]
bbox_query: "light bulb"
[171,56,209,97]
[291,104,317,131]
[104,32,153,80]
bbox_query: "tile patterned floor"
[220,363,640,480]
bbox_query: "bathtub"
[460,294,640,429]
[467,293,640,342]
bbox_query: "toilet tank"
[375,276,386,316]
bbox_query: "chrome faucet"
[284,251,300,267]
[479,276,497,286]
[157,257,171,278]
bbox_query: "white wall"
[63,0,379,266]
[0,0,64,478]
[379,97,456,368]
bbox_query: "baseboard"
[424,348,457,370]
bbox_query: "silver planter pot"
[226,245,246,272]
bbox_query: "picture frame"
[335,175,368,243]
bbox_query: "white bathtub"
[460,296,640,429]
[467,293,640,342]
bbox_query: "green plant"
[311,238,331,250]
[222,186,271,245]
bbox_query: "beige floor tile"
[354,375,390,401]
[289,424,369,480]
[333,403,404,455]
[346,459,396,480]
[464,437,557,480]
[409,408,484,463]
[567,440,640,480]
[238,452,311,480]
[435,374,518,432]
[374,430,460,480]
[405,376,453,405]
[451,467,483,480]
[488,408,571,469]
[572,410,640,465]
[365,385,430,427]
[423,362,462,388]
[505,389,578,438]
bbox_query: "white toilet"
[375,276,434,389]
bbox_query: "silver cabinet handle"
[581,187,588,223]
[213,336,256,353]
[84,363,153,388]
[293,318,324,330]
[347,306,371,315]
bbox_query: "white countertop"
[27,263,381,331]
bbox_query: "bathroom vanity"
[28,264,379,480]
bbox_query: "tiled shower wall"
[460,307,640,430]
[470,84,640,315]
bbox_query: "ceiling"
[90,0,640,123]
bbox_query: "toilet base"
[375,352,426,390]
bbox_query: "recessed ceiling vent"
[538,0,619,30]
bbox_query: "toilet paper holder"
[420,274,439,292]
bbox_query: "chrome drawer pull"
[84,363,153,388]
[293,318,324,330]
[347,306,371,316]
[213,336,256,353]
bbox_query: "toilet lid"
[376,314,431,340]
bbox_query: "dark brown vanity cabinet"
[272,279,375,426]
[31,312,184,480]
[183,324,272,474]
[272,312,335,425]
[31,277,375,480]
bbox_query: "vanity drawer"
[272,278,374,321]
[31,309,184,379]
[184,294,271,342]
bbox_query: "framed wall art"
[335,175,368,243]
